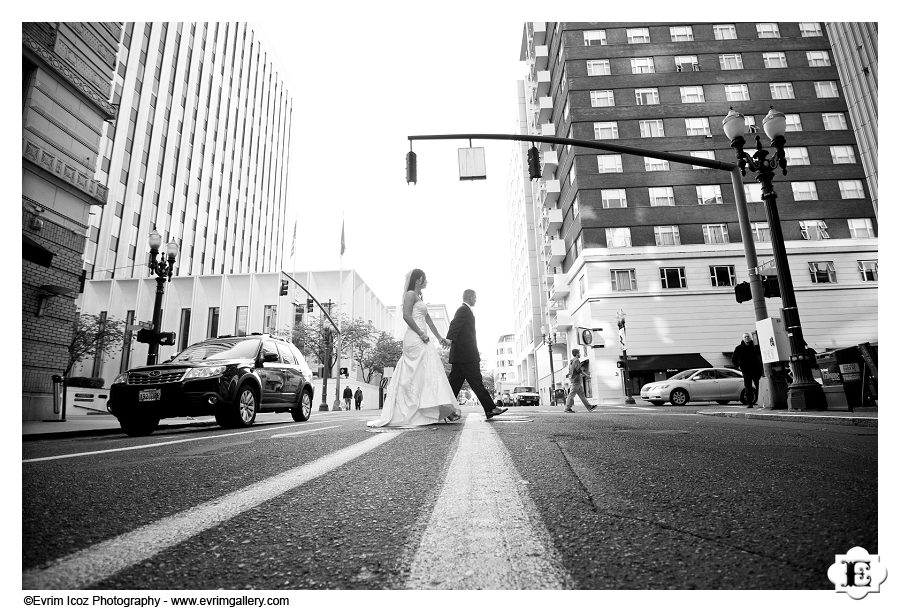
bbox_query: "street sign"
[753,259,777,275]
[126,321,154,331]
[458,147,486,181]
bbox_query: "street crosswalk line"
[405,415,572,589]
[270,425,341,438]
[22,431,401,590]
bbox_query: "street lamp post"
[319,300,335,411]
[542,326,557,405]
[723,107,826,411]
[146,229,178,366]
[616,309,636,405]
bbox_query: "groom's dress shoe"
[485,407,508,420]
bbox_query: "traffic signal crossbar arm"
[281,272,340,333]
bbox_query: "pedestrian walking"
[564,348,597,412]
[354,387,363,410]
[733,332,763,405]
[343,385,353,411]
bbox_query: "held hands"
[439,338,451,349]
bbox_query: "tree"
[481,370,496,396]
[352,329,402,383]
[65,313,125,378]
[291,315,382,373]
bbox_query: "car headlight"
[183,366,227,380]
[113,373,128,385]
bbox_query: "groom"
[447,289,508,420]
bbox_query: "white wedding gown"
[367,301,460,427]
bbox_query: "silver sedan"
[640,367,749,406]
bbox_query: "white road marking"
[634,406,660,411]
[270,425,340,438]
[406,416,572,589]
[22,431,401,590]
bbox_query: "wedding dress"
[366,300,460,427]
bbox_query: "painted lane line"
[270,425,341,438]
[634,406,660,411]
[23,421,333,464]
[406,416,572,590]
[22,430,401,590]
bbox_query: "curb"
[22,419,219,442]
[698,411,878,428]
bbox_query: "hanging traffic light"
[279,280,289,296]
[406,151,417,184]
[527,146,541,180]
[306,298,314,313]
[734,281,752,303]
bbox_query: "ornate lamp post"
[146,229,178,365]
[616,309,635,405]
[541,325,557,405]
[722,107,826,411]
[319,300,335,411]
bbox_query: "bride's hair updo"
[406,269,426,292]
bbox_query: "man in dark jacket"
[733,332,763,405]
[354,387,363,410]
[343,385,353,411]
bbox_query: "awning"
[23,234,54,267]
[627,353,712,372]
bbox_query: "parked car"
[511,385,540,406]
[496,391,512,407]
[640,367,749,406]
[108,334,315,436]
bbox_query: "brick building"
[23,23,121,419]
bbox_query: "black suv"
[108,335,315,436]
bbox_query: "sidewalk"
[695,405,878,428]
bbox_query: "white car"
[640,367,749,406]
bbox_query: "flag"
[340,219,345,256]
[289,219,297,258]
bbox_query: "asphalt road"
[22,404,877,591]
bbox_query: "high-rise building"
[514,22,877,402]
[84,22,292,282]
[493,334,518,394]
[23,23,120,420]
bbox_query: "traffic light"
[306,298,314,313]
[734,281,752,303]
[279,280,289,296]
[762,275,781,298]
[406,151,417,185]
[158,331,177,346]
[527,146,541,180]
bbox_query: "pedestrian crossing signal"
[339,367,349,377]
[762,275,780,298]
[734,281,752,303]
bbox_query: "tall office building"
[515,22,877,401]
[84,22,292,282]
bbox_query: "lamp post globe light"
[146,229,178,366]
[541,325,557,406]
[722,107,826,411]
[616,309,635,405]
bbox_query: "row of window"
[589,112,848,140]
[583,51,830,77]
[581,23,822,46]
[604,259,877,294]
[587,81,838,108]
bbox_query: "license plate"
[139,389,161,402]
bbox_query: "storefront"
[625,353,713,393]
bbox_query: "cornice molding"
[54,36,113,96]
[23,136,109,205]
[64,23,118,69]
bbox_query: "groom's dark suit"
[447,302,497,417]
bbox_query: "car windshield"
[669,369,699,380]
[513,387,536,393]
[171,339,261,362]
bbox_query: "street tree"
[65,313,125,380]
[352,328,402,383]
[291,315,376,371]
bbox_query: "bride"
[367,269,462,427]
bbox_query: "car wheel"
[716,400,731,405]
[119,415,159,437]
[669,388,690,406]
[650,401,664,406]
[292,389,312,422]
[228,383,258,428]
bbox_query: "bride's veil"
[392,270,414,340]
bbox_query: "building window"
[660,267,687,289]
[644,157,670,171]
[791,181,818,201]
[800,220,829,240]
[572,195,580,217]
[606,227,632,248]
[685,117,711,136]
[839,179,865,199]
[680,86,705,103]
[752,222,771,242]
[639,119,665,138]
[697,185,723,205]
[207,307,220,337]
[649,186,675,206]
[815,81,840,99]
[601,189,628,208]
[858,260,878,281]
[234,306,248,336]
[848,218,875,238]
[578,275,586,296]
[744,115,757,130]
[785,114,802,132]
[703,224,729,244]
[769,82,795,99]
[724,84,750,101]
[690,150,716,168]
[799,22,823,37]
[719,54,743,70]
[674,55,699,71]
[763,52,788,68]
[670,26,694,41]
[830,145,857,164]
[569,164,577,186]
[806,50,831,67]
[590,90,615,107]
[626,28,650,43]
[756,23,780,38]
[654,225,681,246]
[263,305,277,334]
[713,24,737,40]
[611,269,637,291]
[808,261,836,283]
[784,147,811,165]
[584,30,607,46]
[743,184,763,202]
[630,57,655,74]
[593,121,619,139]
[710,265,736,287]
[634,88,660,105]
[823,112,848,130]
[178,308,191,351]
[597,155,623,173]
[587,59,610,76]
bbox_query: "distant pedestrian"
[343,385,353,411]
[564,348,597,412]
[354,387,363,410]
[733,332,763,405]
